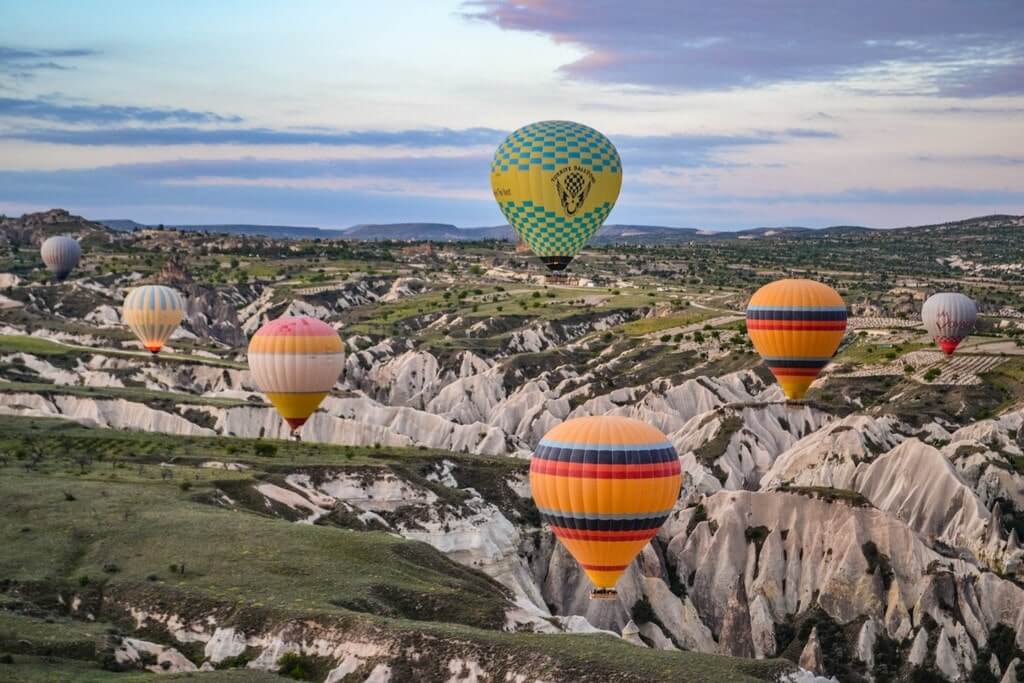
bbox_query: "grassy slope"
[621,309,714,336]
[0,656,287,682]
[0,416,790,682]
[0,381,254,409]
[0,334,247,370]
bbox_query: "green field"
[0,381,255,409]
[621,309,716,336]
[0,335,73,356]
[0,334,246,370]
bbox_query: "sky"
[0,0,1022,230]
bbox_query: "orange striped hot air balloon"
[247,317,345,434]
[530,416,681,599]
[746,278,847,400]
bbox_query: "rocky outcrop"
[0,392,215,436]
[799,626,824,674]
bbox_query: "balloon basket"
[590,588,618,601]
[545,272,570,285]
[290,431,302,443]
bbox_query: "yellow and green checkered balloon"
[491,121,622,271]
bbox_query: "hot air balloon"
[247,317,345,434]
[746,279,848,401]
[40,235,81,281]
[530,415,680,599]
[922,292,976,355]
[491,120,622,271]
[122,285,185,354]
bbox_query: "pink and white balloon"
[922,292,976,355]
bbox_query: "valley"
[3,209,1024,682]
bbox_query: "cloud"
[913,154,1024,166]
[0,96,243,125]
[0,46,97,79]
[935,61,1024,98]
[463,1,1024,96]
[0,121,506,146]
[613,129,836,168]
[0,164,497,227]
[0,119,834,177]
[709,186,1024,206]
[1,159,1019,229]
[102,156,492,187]
[907,105,1024,116]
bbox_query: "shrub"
[632,596,656,624]
[254,443,278,458]
[217,652,252,669]
[277,652,313,680]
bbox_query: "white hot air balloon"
[122,285,185,354]
[922,292,976,355]
[40,235,81,281]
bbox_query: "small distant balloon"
[40,235,81,281]
[247,316,345,433]
[922,292,976,355]
[122,285,185,355]
[490,120,622,272]
[746,278,848,400]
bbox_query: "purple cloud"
[0,46,97,80]
[0,121,503,146]
[0,96,243,125]
[463,1,1024,96]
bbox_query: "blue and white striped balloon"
[40,235,81,281]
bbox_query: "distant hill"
[340,223,513,241]
[101,219,331,240]
[93,213,1024,244]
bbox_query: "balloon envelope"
[530,416,680,597]
[122,285,185,354]
[40,235,80,281]
[248,316,345,431]
[746,279,848,400]
[491,120,622,271]
[922,292,976,355]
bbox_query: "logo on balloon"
[553,166,594,216]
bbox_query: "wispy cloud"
[0,119,505,146]
[0,46,97,80]
[0,96,243,125]
[463,0,1024,96]
[913,154,1024,166]
[614,129,837,168]
[0,164,497,227]
[709,186,1024,206]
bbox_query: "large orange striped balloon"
[248,317,345,432]
[746,279,847,400]
[530,416,681,598]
